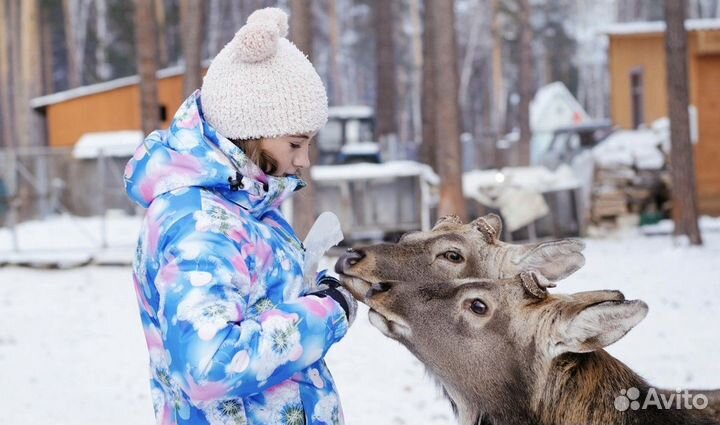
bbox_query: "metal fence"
[0,147,139,254]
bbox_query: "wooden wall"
[695,54,720,213]
[45,74,186,148]
[609,35,669,129]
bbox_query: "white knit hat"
[201,7,328,141]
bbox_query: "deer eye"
[469,299,488,315]
[442,251,464,263]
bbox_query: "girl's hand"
[307,283,358,327]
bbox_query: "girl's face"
[259,134,313,177]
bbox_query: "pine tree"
[663,0,702,245]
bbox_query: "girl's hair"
[231,138,279,176]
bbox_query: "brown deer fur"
[358,274,718,425]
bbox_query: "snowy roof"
[328,105,373,120]
[312,160,439,184]
[591,129,665,169]
[463,165,581,196]
[31,60,212,109]
[72,131,144,159]
[604,19,720,36]
[339,142,380,155]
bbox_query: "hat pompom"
[232,20,281,63]
[247,7,289,38]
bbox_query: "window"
[630,68,644,129]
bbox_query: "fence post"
[35,151,49,218]
[98,149,108,249]
[7,150,20,251]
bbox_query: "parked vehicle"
[316,105,377,164]
[539,120,614,170]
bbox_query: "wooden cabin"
[606,19,720,215]
[31,64,209,149]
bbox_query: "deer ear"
[510,239,586,281]
[552,299,648,356]
[471,214,502,243]
[433,215,463,230]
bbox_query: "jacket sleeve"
[156,212,349,403]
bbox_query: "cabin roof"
[31,59,212,109]
[604,19,720,36]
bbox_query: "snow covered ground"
[1,222,719,424]
[0,213,141,267]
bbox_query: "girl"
[124,8,356,425]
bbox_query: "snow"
[651,106,700,146]
[31,74,145,109]
[339,141,380,155]
[312,160,440,184]
[592,129,665,169]
[2,217,719,424]
[567,223,720,391]
[641,216,720,236]
[327,105,373,120]
[0,213,141,266]
[463,165,581,198]
[603,19,720,35]
[72,131,144,159]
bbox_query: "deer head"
[363,273,648,425]
[336,214,586,301]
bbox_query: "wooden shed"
[606,19,720,215]
[30,64,209,149]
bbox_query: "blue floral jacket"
[124,91,349,425]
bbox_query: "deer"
[335,213,586,301]
[359,271,720,425]
[334,214,720,424]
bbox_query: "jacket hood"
[123,91,305,215]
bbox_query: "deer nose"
[335,249,366,274]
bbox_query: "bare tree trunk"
[373,0,398,142]
[63,0,91,88]
[491,0,504,167]
[327,0,343,106]
[479,62,494,169]
[206,0,222,57]
[6,0,21,148]
[289,0,317,240]
[290,0,312,68]
[516,0,533,166]
[95,0,111,80]
[180,0,203,97]
[429,0,467,220]
[409,0,422,145]
[154,0,168,68]
[18,0,42,147]
[664,0,702,245]
[230,0,244,29]
[40,3,55,94]
[0,0,15,148]
[135,0,160,136]
[62,0,79,88]
[458,2,483,112]
[420,0,437,171]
